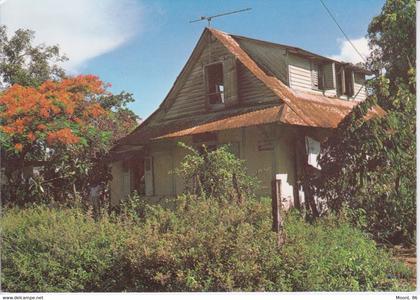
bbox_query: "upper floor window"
[344,69,354,97]
[205,63,225,108]
[336,67,354,97]
[311,62,323,90]
[354,72,365,85]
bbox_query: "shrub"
[1,199,413,292]
[116,196,413,291]
[0,205,127,292]
[119,196,288,291]
[175,143,259,202]
[281,211,413,291]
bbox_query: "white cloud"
[1,0,142,72]
[330,37,370,64]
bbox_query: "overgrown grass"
[0,205,127,292]
[0,196,414,292]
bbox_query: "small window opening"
[132,159,145,196]
[354,72,365,85]
[311,63,323,90]
[206,63,225,106]
[344,69,354,97]
[336,67,355,97]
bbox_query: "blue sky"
[3,0,385,119]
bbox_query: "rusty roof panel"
[113,28,385,152]
[209,28,384,128]
[153,95,384,140]
[156,105,283,139]
[114,104,282,148]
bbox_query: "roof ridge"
[211,28,370,73]
[231,34,338,63]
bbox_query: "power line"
[319,0,366,63]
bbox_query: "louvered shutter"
[223,57,238,107]
[311,63,319,89]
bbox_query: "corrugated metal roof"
[153,94,384,140]
[112,28,385,153]
[156,105,283,139]
[116,104,281,146]
[208,28,385,128]
[231,34,372,74]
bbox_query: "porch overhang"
[152,96,385,140]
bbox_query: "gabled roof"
[113,28,384,151]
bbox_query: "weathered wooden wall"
[162,33,279,122]
[352,72,367,101]
[288,54,316,93]
[110,125,298,204]
[110,161,127,206]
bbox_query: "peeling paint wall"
[111,125,298,205]
[288,54,314,92]
[352,72,367,101]
[110,160,124,206]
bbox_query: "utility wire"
[319,0,367,63]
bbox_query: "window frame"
[204,61,225,110]
[344,69,355,97]
[310,61,323,91]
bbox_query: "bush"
[281,211,413,291]
[1,198,413,292]
[117,196,286,291]
[175,143,259,202]
[0,205,127,292]
[116,195,412,292]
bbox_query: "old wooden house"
[109,28,383,208]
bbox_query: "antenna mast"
[189,8,252,27]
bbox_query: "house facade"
[109,28,383,208]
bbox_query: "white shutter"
[311,66,318,89]
[322,63,335,90]
[223,57,238,107]
[311,62,320,89]
[305,136,321,170]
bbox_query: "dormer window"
[205,63,225,108]
[344,69,354,97]
[336,66,354,98]
[311,62,323,90]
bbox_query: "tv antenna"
[189,8,252,27]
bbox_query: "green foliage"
[175,142,259,202]
[117,196,286,292]
[367,0,416,101]
[0,205,127,292]
[312,0,416,244]
[281,211,412,291]
[118,191,147,222]
[1,200,412,292]
[0,26,67,87]
[0,26,139,206]
[315,92,415,243]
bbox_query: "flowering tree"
[0,75,137,204]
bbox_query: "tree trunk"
[232,173,243,204]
